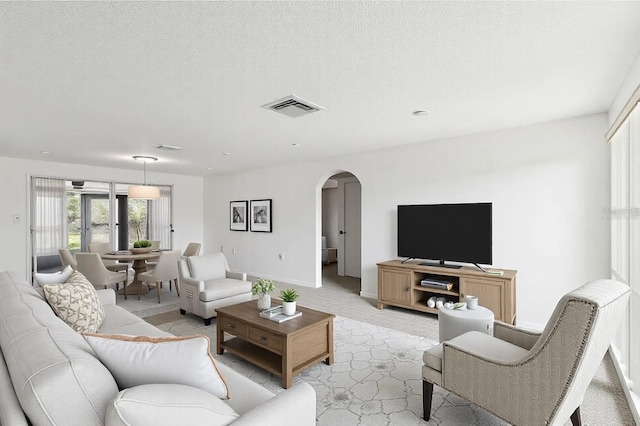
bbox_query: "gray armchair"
[422,279,630,426]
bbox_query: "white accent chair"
[76,253,128,295]
[422,279,630,425]
[137,250,182,303]
[178,253,252,325]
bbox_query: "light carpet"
[147,310,512,425]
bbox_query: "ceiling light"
[412,110,430,116]
[292,143,301,147]
[128,156,159,200]
[207,167,213,170]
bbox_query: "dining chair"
[58,248,78,270]
[88,242,131,275]
[137,250,181,303]
[76,253,128,297]
[150,240,161,249]
[183,242,201,257]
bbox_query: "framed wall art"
[250,199,272,232]
[230,200,248,231]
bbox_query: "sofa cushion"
[98,304,171,337]
[105,384,239,426]
[200,278,252,302]
[189,253,227,280]
[43,271,106,334]
[34,265,74,287]
[84,334,230,399]
[0,271,119,426]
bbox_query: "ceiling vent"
[156,144,182,151]
[261,95,326,118]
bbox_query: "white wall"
[0,156,204,277]
[609,49,640,125]
[204,113,610,328]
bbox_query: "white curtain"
[148,186,172,249]
[32,177,67,256]
[611,103,640,392]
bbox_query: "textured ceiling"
[1,1,640,176]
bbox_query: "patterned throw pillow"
[43,271,105,334]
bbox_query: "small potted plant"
[131,239,152,254]
[280,288,298,316]
[252,278,276,310]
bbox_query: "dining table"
[100,250,161,296]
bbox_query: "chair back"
[528,279,630,424]
[58,248,78,270]
[150,240,161,249]
[75,253,109,287]
[148,250,181,282]
[186,253,229,281]
[183,242,201,257]
[88,242,118,266]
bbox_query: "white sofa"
[0,271,316,426]
[178,253,252,325]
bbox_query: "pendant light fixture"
[128,155,160,200]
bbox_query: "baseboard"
[242,271,319,288]
[609,346,640,425]
[360,291,377,300]
[514,320,544,332]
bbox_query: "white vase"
[282,301,296,316]
[257,293,271,310]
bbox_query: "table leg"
[282,339,293,389]
[118,259,150,295]
[216,317,224,355]
[325,319,334,365]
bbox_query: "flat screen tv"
[397,203,492,267]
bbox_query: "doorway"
[321,172,361,292]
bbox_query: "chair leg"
[180,309,186,315]
[423,381,433,421]
[156,281,161,303]
[570,407,582,426]
[204,317,212,326]
[138,280,142,300]
[175,279,180,297]
[124,271,128,300]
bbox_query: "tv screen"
[397,203,492,265]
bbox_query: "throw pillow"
[43,271,105,333]
[34,265,74,287]
[106,384,239,426]
[83,334,230,399]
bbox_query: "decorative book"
[268,311,302,323]
[420,278,453,291]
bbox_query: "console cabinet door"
[379,268,412,306]
[460,277,505,322]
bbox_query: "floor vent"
[261,95,325,118]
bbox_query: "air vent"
[261,95,326,118]
[71,180,84,189]
[156,144,182,151]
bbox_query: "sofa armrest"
[96,289,116,306]
[226,270,247,281]
[230,382,316,426]
[493,321,540,350]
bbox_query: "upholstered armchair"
[178,253,252,325]
[422,279,630,426]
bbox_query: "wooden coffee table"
[216,300,335,388]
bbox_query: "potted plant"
[280,288,298,316]
[131,239,152,254]
[252,278,276,310]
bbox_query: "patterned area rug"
[145,311,509,425]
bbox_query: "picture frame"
[250,199,272,232]
[230,201,248,231]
